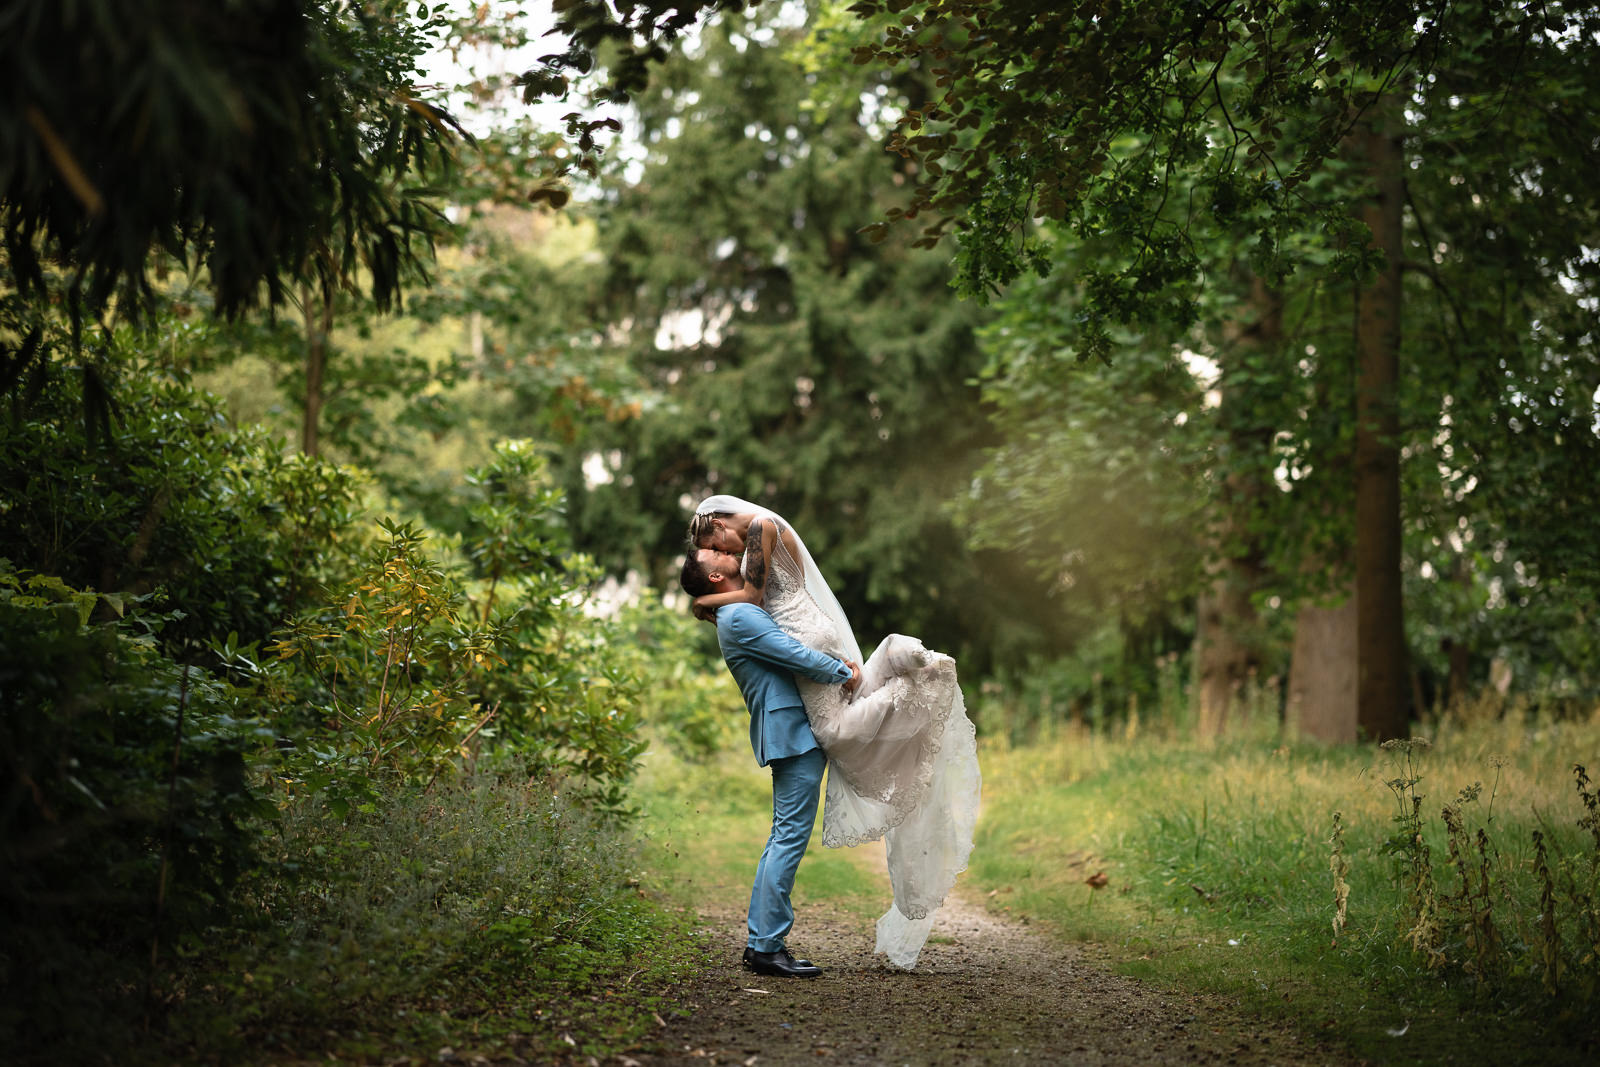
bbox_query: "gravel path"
[628,846,1358,1066]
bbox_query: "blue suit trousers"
[747,746,826,952]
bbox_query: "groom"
[680,546,860,979]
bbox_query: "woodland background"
[2,1,1597,1063]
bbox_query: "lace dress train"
[838,636,981,968]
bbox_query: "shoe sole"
[741,962,822,978]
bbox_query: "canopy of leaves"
[0,0,463,323]
[954,0,1600,706]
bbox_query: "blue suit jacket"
[716,603,851,767]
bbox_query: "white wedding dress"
[695,495,982,968]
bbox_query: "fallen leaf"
[1085,871,1109,889]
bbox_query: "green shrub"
[0,569,269,1061]
[454,441,649,811]
[163,771,692,1063]
[0,365,697,1062]
[265,517,508,805]
[610,597,743,761]
[0,366,363,656]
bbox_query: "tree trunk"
[1288,581,1359,742]
[300,284,333,457]
[1195,575,1258,736]
[1195,275,1279,738]
[1352,98,1409,741]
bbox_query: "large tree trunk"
[1352,98,1409,741]
[1288,581,1359,742]
[1195,275,1279,738]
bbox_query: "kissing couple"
[679,494,981,977]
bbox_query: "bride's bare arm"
[692,518,777,615]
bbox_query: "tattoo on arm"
[744,518,768,594]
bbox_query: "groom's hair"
[680,550,715,598]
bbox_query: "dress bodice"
[745,520,847,658]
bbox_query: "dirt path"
[627,847,1359,1067]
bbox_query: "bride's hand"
[842,660,862,698]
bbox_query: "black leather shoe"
[742,946,821,978]
[743,946,814,968]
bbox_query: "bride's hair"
[687,510,733,546]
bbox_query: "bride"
[687,494,981,969]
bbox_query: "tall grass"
[968,704,1600,1064]
[142,769,699,1066]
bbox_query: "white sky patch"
[586,569,646,618]
[1179,347,1221,388]
[582,449,623,488]
[417,2,644,183]
[656,304,734,350]
[858,85,905,140]
[417,3,571,135]
[582,451,612,487]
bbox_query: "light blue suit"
[715,602,851,952]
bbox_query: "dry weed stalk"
[1439,782,1502,983]
[1469,827,1502,982]
[1381,739,1445,966]
[1534,828,1562,997]
[1566,764,1600,997]
[1330,809,1350,941]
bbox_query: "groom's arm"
[722,606,855,688]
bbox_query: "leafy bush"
[266,518,509,805]
[610,597,744,760]
[260,443,651,813]
[0,568,268,1061]
[0,358,699,1062]
[455,441,649,809]
[162,772,694,1063]
[0,365,363,656]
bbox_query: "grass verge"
[968,711,1600,1065]
[631,744,894,924]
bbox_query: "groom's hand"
[842,660,862,697]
